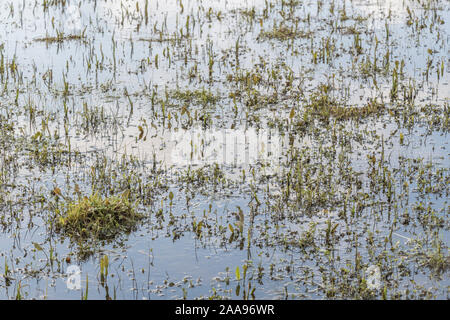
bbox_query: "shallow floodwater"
[0,0,448,299]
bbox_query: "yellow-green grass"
[55,192,144,241]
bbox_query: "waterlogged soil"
[0,0,449,299]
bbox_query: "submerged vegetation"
[0,0,448,300]
[259,23,313,40]
[35,31,87,43]
[305,88,386,121]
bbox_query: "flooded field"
[0,0,448,299]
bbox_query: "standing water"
[0,0,448,299]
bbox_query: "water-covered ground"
[0,0,448,299]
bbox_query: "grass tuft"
[306,90,385,121]
[259,24,312,41]
[55,192,144,241]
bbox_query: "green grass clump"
[171,88,219,106]
[55,192,144,241]
[306,91,385,121]
[259,24,312,41]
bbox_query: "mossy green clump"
[55,192,144,241]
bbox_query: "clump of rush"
[55,191,144,241]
